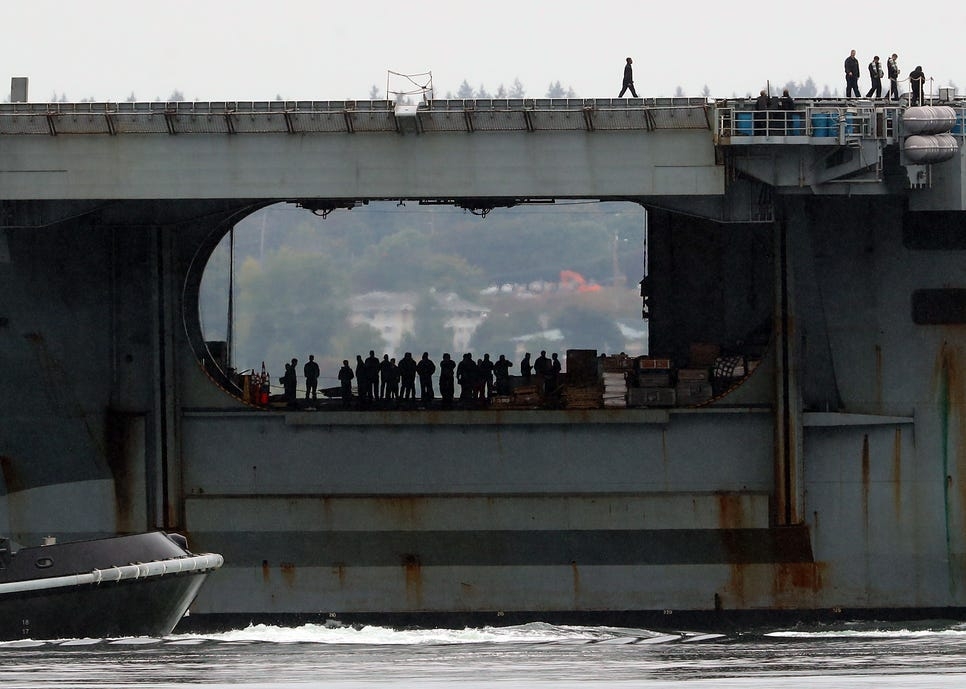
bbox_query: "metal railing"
[0,98,714,136]
[715,102,905,144]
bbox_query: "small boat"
[0,531,223,640]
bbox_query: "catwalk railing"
[0,98,713,136]
[715,99,966,145]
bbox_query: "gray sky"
[3,1,963,103]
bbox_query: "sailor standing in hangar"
[303,354,320,400]
[618,57,639,98]
[338,359,354,408]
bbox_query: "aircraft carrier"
[0,87,964,629]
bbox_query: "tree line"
[27,74,960,104]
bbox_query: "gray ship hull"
[1,98,964,628]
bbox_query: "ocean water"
[2,621,966,688]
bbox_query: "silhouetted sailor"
[493,354,513,395]
[303,355,320,400]
[387,358,400,400]
[479,353,494,399]
[534,351,550,376]
[364,350,380,400]
[338,359,354,408]
[280,358,297,406]
[439,353,456,405]
[386,357,399,400]
[520,352,532,382]
[379,354,392,399]
[549,352,562,394]
[398,352,417,400]
[355,355,368,403]
[534,350,551,395]
[416,352,436,404]
[457,353,478,403]
[910,65,925,105]
[618,57,639,98]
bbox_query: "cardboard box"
[628,387,676,407]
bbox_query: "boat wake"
[4,620,966,649]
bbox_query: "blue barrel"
[953,114,965,135]
[736,111,753,136]
[811,113,831,137]
[844,112,855,135]
[788,112,805,136]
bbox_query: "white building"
[348,291,488,352]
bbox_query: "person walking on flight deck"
[618,57,638,98]
[845,50,860,98]
[887,54,900,100]
[866,56,883,98]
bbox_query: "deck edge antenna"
[386,70,434,104]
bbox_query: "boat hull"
[0,532,222,640]
[0,571,209,640]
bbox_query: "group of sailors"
[844,51,926,105]
[749,52,928,126]
[280,350,562,409]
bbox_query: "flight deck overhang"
[0,99,724,202]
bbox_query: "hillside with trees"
[200,201,648,384]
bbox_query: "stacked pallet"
[491,382,542,409]
[603,372,628,407]
[597,354,633,407]
[564,385,605,409]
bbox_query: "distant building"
[347,291,417,352]
[435,292,489,352]
[347,289,644,357]
[347,291,488,353]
